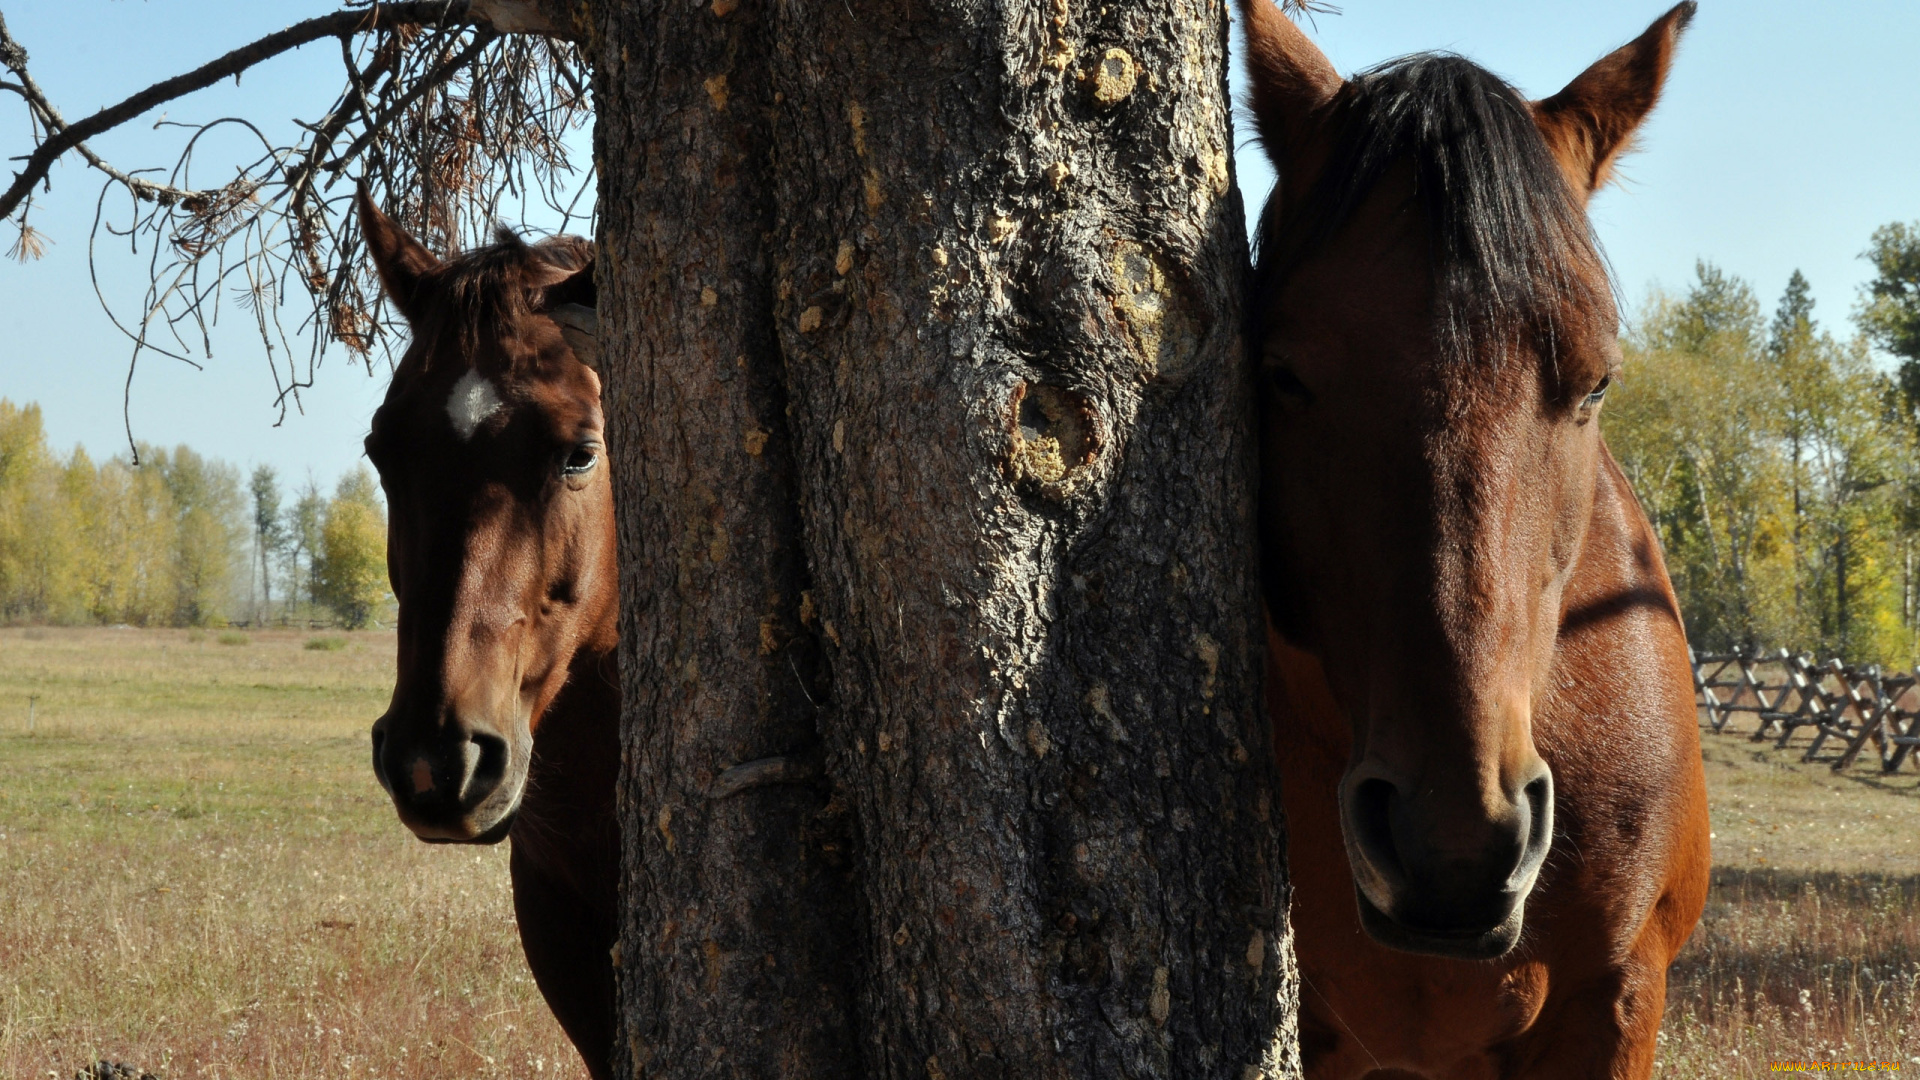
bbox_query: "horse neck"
[541,633,620,768]
[1266,622,1353,766]
[1556,439,1685,645]
[513,627,621,873]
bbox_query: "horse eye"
[1583,375,1612,409]
[1267,366,1315,405]
[562,445,599,476]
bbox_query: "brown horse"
[1241,3,1710,1076]
[357,190,619,1079]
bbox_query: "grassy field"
[2,627,1917,1077]
[1655,724,1920,1074]
[0,626,584,1080]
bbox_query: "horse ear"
[356,182,441,323]
[548,303,599,369]
[538,250,596,308]
[533,251,598,367]
[1238,0,1342,167]
[524,260,578,290]
[1532,1,1696,199]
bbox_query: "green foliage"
[217,631,251,646]
[68,446,180,624]
[1769,269,1815,360]
[1648,260,1765,356]
[288,480,327,611]
[1859,222,1920,362]
[0,403,384,629]
[1609,263,1920,667]
[314,466,389,630]
[1610,269,1791,650]
[0,402,80,622]
[1858,221,1920,435]
[304,635,349,651]
[250,464,283,620]
[250,465,283,545]
[151,445,246,627]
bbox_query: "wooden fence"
[1692,646,1920,773]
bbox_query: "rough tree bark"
[595,0,859,1074]
[595,0,1296,1075]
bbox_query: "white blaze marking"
[446,370,503,440]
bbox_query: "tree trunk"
[595,0,1296,1075]
[595,0,859,1074]
[260,536,273,626]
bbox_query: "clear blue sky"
[3,0,1916,488]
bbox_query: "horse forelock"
[398,228,592,381]
[1253,53,1607,368]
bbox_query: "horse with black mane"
[356,189,618,1078]
[1241,2,1711,1075]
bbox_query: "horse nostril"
[369,727,391,794]
[463,731,511,805]
[1516,768,1555,875]
[1523,774,1550,829]
[1348,776,1407,886]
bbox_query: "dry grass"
[6,626,1919,1076]
[0,626,585,1080]
[1654,720,1920,1074]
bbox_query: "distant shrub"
[216,632,250,646]
[185,629,206,643]
[305,636,348,652]
[315,469,389,630]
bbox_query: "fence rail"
[1692,646,1920,773]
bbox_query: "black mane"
[1252,53,1601,363]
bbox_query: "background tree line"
[0,401,390,629]
[1606,222,1920,668]
[9,214,1918,657]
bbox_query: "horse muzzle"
[370,711,531,844]
[1338,759,1554,960]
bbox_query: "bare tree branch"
[0,4,512,220]
[1,2,594,455]
[1,43,218,214]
